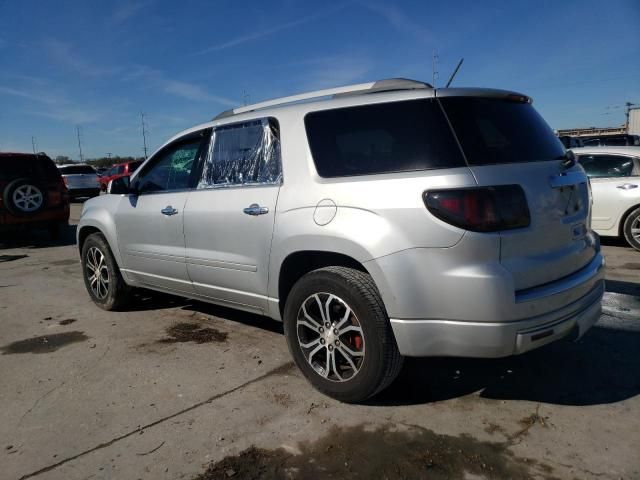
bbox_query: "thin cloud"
[358,1,434,44]
[110,0,154,25]
[195,3,350,55]
[44,39,121,76]
[0,85,59,105]
[125,65,237,106]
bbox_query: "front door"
[184,118,282,313]
[116,131,210,293]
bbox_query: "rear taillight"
[62,176,68,186]
[424,185,530,232]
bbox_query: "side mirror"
[108,176,132,194]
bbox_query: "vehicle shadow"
[0,224,77,249]
[372,324,640,407]
[606,279,640,296]
[121,289,639,407]
[600,236,631,248]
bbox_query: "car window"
[305,99,464,177]
[129,161,143,172]
[116,165,126,175]
[199,118,281,187]
[58,165,96,175]
[0,155,49,181]
[439,97,565,166]
[136,138,203,193]
[578,154,635,178]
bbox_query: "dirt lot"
[1,203,639,480]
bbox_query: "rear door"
[184,118,282,313]
[115,130,210,293]
[577,153,640,231]
[440,95,596,291]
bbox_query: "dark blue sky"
[1,0,639,159]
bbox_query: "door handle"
[243,203,269,216]
[161,206,178,216]
[617,183,638,190]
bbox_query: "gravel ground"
[1,202,638,480]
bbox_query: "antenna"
[76,126,84,163]
[445,58,464,88]
[31,136,38,155]
[140,112,148,159]
[432,49,439,87]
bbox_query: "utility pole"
[243,90,250,106]
[76,126,84,163]
[31,136,37,154]
[107,152,112,160]
[140,112,148,159]
[432,49,439,88]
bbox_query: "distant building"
[629,107,640,136]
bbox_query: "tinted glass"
[116,165,126,175]
[578,155,635,178]
[199,118,281,187]
[0,155,52,181]
[129,161,143,172]
[59,165,96,175]
[136,139,202,192]
[440,97,565,165]
[305,99,464,177]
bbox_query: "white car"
[572,146,640,251]
[57,164,101,199]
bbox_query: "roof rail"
[213,78,432,120]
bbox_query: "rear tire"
[3,178,47,216]
[283,266,403,403]
[623,207,640,252]
[81,233,131,310]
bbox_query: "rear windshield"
[58,165,96,175]
[440,97,565,166]
[305,99,465,178]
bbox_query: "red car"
[99,160,143,191]
[1,152,70,238]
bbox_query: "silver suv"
[78,78,605,402]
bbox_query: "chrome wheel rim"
[296,293,365,382]
[85,247,109,300]
[12,184,43,212]
[632,216,640,242]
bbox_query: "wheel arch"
[277,250,370,318]
[619,202,640,237]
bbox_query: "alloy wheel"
[85,247,110,299]
[12,184,43,212]
[296,293,365,382]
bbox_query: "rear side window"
[198,118,281,187]
[59,165,96,175]
[116,165,126,175]
[578,154,635,178]
[305,99,464,178]
[129,161,143,172]
[440,97,565,166]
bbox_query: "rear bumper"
[67,187,100,197]
[0,204,70,228]
[390,279,604,358]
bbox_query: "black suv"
[1,153,70,238]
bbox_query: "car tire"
[283,266,403,403]
[81,232,131,310]
[3,178,47,216]
[622,207,640,252]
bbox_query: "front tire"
[623,207,640,252]
[283,266,403,403]
[81,233,131,310]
